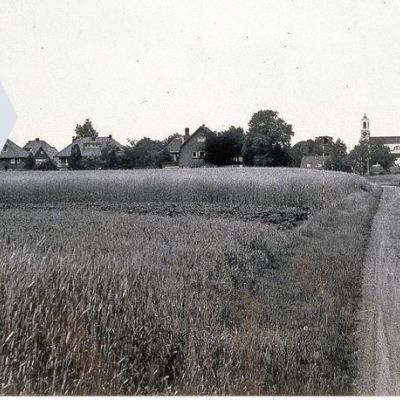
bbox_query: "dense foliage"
[205,126,244,166]
[242,110,294,167]
[75,118,99,139]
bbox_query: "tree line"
[205,110,396,174]
[26,112,396,173]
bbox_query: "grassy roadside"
[279,184,382,394]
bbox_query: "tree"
[132,138,163,168]
[156,147,173,168]
[242,110,294,166]
[291,137,351,171]
[370,144,396,173]
[205,126,245,166]
[100,146,119,169]
[69,143,82,170]
[349,143,395,175]
[75,118,99,139]
[119,137,172,169]
[348,144,369,175]
[24,153,36,170]
[325,139,351,172]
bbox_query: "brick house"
[178,126,215,168]
[56,135,124,169]
[0,139,29,170]
[23,138,58,166]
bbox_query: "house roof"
[179,125,214,150]
[166,136,184,153]
[23,139,58,159]
[300,155,325,168]
[0,139,29,159]
[57,136,124,158]
[369,136,400,145]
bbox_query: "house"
[178,125,215,168]
[23,138,58,166]
[56,135,124,169]
[0,139,29,170]
[300,155,325,170]
[166,135,185,163]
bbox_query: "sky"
[1,0,400,151]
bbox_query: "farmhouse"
[360,113,400,162]
[0,139,28,170]
[23,138,58,165]
[56,135,124,169]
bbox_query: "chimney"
[108,134,112,139]
[72,136,76,142]
[184,127,190,141]
[35,138,39,142]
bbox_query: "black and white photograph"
[0,0,399,396]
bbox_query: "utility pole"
[316,135,332,208]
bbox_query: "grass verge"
[280,184,382,394]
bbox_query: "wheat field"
[0,167,370,207]
[0,168,378,394]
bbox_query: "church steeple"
[360,113,370,143]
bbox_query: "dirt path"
[357,186,400,395]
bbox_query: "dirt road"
[357,186,400,395]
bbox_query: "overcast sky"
[1,0,400,151]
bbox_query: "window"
[199,151,205,158]
[317,163,322,167]
[197,136,206,143]
[2,144,7,152]
[306,164,311,168]
[363,122,367,129]
[10,158,15,164]
[192,151,197,158]
[16,158,20,164]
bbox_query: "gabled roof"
[0,139,29,159]
[23,139,58,159]
[166,136,184,153]
[56,136,124,158]
[369,136,400,145]
[179,125,214,150]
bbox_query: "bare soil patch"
[0,201,312,229]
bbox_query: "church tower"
[360,113,370,143]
